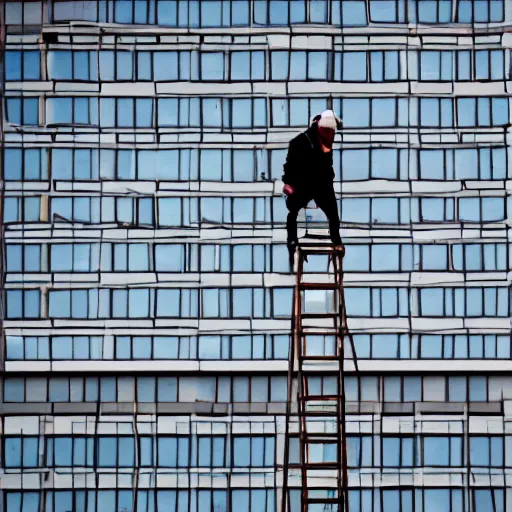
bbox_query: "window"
[5,50,40,81]
[4,148,47,181]
[51,197,100,223]
[6,290,40,319]
[6,244,42,272]
[101,197,154,225]
[6,336,49,361]
[4,437,40,468]
[47,50,99,81]
[369,0,406,22]
[419,51,454,81]
[231,51,265,81]
[457,97,508,127]
[382,437,415,467]
[470,436,504,467]
[458,0,504,21]
[46,97,99,126]
[51,148,100,180]
[409,0,454,22]
[46,437,95,467]
[201,52,225,80]
[452,243,508,271]
[50,243,100,272]
[233,436,275,467]
[417,146,507,180]
[4,196,41,223]
[102,243,151,272]
[6,98,39,125]
[419,287,509,317]
[422,436,463,467]
[459,197,505,223]
[194,436,226,467]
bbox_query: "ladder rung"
[300,313,339,319]
[304,498,342,505]
[299,282,340,290]
[301,434,340,441]
[299,395,342,401]
[299,355,340,361]
[302,462,339,469]
[300,409,340,416]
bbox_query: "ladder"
[281,244,356,512]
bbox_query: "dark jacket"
[282,125,335,191]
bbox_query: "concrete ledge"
[0,403,52,414]
[53,403,98,414]
[416,402,465,414]
[383,403,415,415]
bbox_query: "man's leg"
[314,185,342,245]
[285,193,309,271]
[285,193,309,245]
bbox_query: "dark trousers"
[286,184,341,245]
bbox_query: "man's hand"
[283,184,295,196]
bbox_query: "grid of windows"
[21,49,502,83]
[6,334,512,361]
[4,433,507,469]
[5,146,508,182]
[6,286,512,319]
[5,96,510,129]
[3,488,508,512]
[3,0,511,507]
[5,242,511,273]
[4,195,510,226]
[40,0,504,25]
[2,375,498,403]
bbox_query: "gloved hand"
[283,184,295,196]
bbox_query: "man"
[282,109,344,270]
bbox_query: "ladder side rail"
[336,253,350,512]
[281,271,301,512]
[297,251,309,512]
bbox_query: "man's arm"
[282,138,301,186]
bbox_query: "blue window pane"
[201,1,222,26]
[201,52,224,80]
[458,98,476,126]
[421,98,439,126]
[157,289,180,317]
[492,98,509,125]
[231,51,250,80]
[343,99,369,127]
[459,198,480,222]
[420,288,444,316]
[370,0,397,20]
[343,1,367,25]
[136,98,153,127]
[342,52,366,81]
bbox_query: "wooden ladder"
[281,244,356,512]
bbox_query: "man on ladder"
[282,109,344,271]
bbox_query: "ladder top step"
[297,244,345,253]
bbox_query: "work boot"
[287,240,297,273]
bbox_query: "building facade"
[1,0,512,510]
